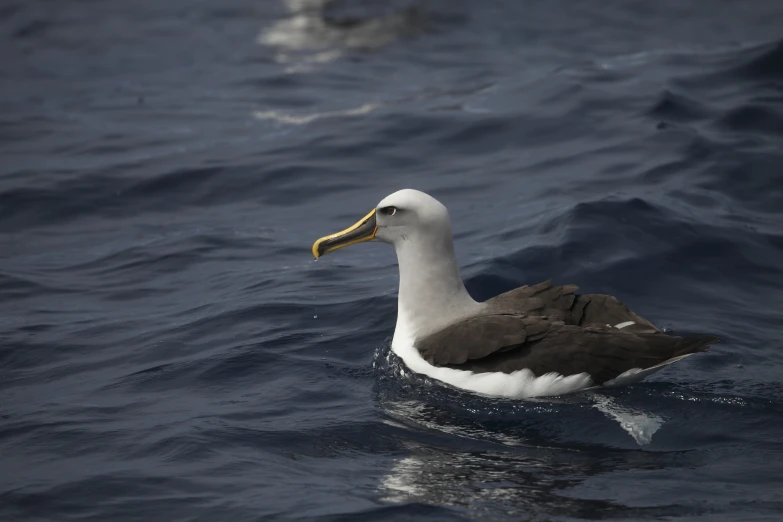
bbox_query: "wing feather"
[413,279,717,384]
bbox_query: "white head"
[374,189,453,248]
[311,188,453,258]
[312,189,478,340]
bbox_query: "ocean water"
[2,1,783,520]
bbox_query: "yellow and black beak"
[312,209,377,259]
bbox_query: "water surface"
[3,1,783,520]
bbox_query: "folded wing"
[414,280,718,384]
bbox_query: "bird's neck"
[392,234,477,345]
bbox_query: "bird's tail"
[673,335,720,356]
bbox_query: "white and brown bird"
[312,189,718,398]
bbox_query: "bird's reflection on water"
[376,398,690,520]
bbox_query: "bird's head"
[311,189,451,258]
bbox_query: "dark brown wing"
[415,280,717,384]
[416,314,564,366]
[486,280,659,333]
[443,325,717,384]
[484,279,579,319]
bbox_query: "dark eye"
[380,206,397,216]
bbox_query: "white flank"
[391,338,594,399]
[392,334,696,398]
[614,321,636,329]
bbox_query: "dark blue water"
[3,1,783,520]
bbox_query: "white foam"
[253,103,381,125]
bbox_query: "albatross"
[312,189,717,398]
